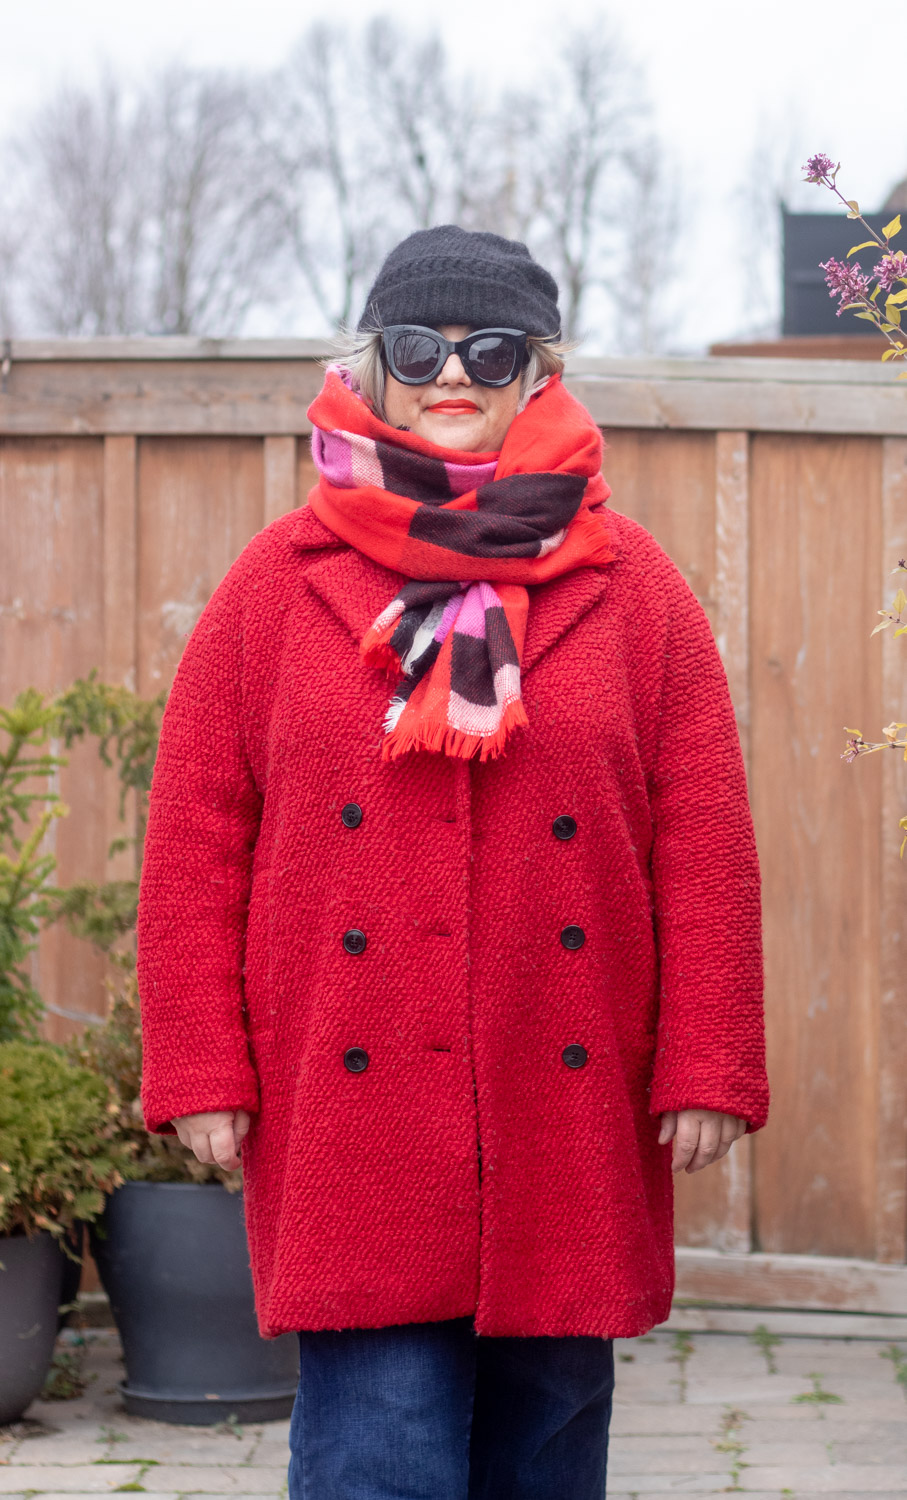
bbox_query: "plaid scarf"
[307,365,613,760]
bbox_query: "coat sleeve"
[646,567,769,1132]
[137,558,263,1134]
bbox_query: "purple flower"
[873,250,907,292]
[803,153,838,183]
[820,256,870,313]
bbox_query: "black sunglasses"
[382,325,529,387]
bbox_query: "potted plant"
[1,674,297,1424]
[52,676,296,1423]
[0,1039,131,1424]
[69,977,299,1424]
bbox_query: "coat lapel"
[294,503,613,671]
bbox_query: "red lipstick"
[429,400,479,413]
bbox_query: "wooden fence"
[2,340,906,1316]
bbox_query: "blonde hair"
[329,324,576,422]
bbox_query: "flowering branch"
[840,559,907,852]
[803,154,907,365]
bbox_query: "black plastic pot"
[91,1182,298,1424]
[0,1232,65,1424]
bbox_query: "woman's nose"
[437,353,470,385]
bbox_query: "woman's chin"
[416,412,493,452]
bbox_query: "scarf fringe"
[380,699,530,762]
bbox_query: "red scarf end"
[380,701,530,762]
[362,639,403,679]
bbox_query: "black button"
[560,925,585,950]
[562,1044,588,1069]
[552,815,577,841]
[344,1047,369,1073]
[343,928,367,955]
[341,802,363,829]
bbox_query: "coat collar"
[292,504,613,674]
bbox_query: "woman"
[138,225,769,1499]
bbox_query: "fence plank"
[137,438,265,697]
[674,1247,907,1314]
[263,436,298,526]
[5,350,907,436]
[102,437,139,899]
[0,438,109,1038]
[876,439,907,1264]
[751,434,883,1259]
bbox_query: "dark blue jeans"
[288,1315,614,1499]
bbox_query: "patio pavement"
[1,1317,905,1497]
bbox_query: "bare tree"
[10,74,147,334]
[263,22,387,330]
[5,66,280,336]
[142,67,281,334]
[610,134,682,354]
[361,18,500,233]
[506,19,649,341]
[0,11,679,345]
[733,110,810,340]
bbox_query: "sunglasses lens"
[468,335,519,383]
[392,331,442,382]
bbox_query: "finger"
[209,1120,241,1170]
[233,1108,252,1148]
[672,1121,700,1173]
[187,1129,216,1166]
[658,1112,677,1145]
[173,1121,191,1149]
[687,1118,722,1172]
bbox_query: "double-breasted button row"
[343,1046,586,1073]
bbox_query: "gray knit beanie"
[358,225,560,337]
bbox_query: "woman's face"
[382,324,523,453]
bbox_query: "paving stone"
[832,1436,907,1464]
[684,1373,807,1403]
[147,1468,285,1494]
[739,1464,907,1490]
[741,1436,834,1465]
[0,1467,142,1493]
[4,1440,108,1466]
[608,1434,729,1473]
[610,1494,795,1500]
[610,1404,734,1434]
[600,1478,729,1493]
[108,1439,261,1466]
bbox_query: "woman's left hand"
[658,1109,747,1174]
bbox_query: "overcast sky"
[4,0,907,351]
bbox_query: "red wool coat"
[137,502,769,1341]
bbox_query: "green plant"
[0,674,165,1041]
[881,1342,907,1394]
[791,1372,843,1407]
[669,1330,694,1402]
[51,673,165,967]
[0,1040,133,1238]
[42,1335,93,1399]
[711,1406,750,1491]
[749,1322,782,1374]
[0,690,68,1040]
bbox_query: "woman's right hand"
[172,1109,251,1170]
